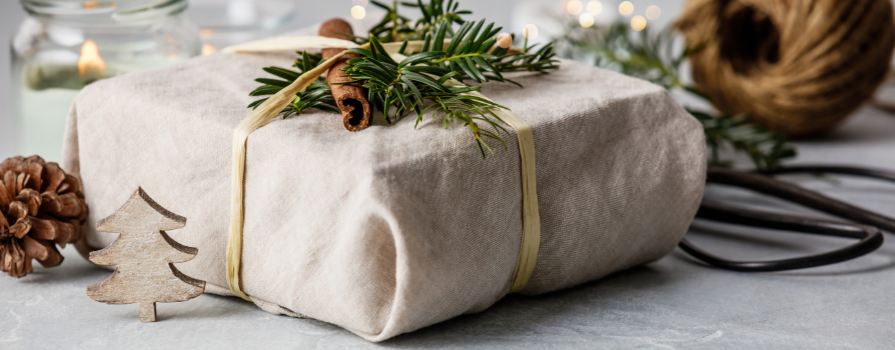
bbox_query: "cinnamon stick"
[319,19,372,132]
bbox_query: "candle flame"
[78,40,106,81]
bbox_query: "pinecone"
[0,156,88,278]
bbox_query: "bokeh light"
[202,44,217,56]
[566,0,583,15]
[646,5,661,20]
[586,1,602,15]
[523,24,539,40]
[618,1,633,16]
[199,29,215,40]
[351,5,365,19]
[630,15,646,31]
[496,33,513,48]
[579,13,595,28]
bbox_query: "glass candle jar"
[11,0,201,162]
[187,0,299,56]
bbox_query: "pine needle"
[248,0,561,157]
[554,21,796,169]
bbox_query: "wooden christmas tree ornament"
[86,187,205,322]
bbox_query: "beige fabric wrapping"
[223,38,541,299]
[62,52,706,341]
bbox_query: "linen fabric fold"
[62,52,706,341]
[223,37,543,300]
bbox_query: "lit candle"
[12,0,200,163]
[16,40,108,162]
[78,40,106,84]
[16,41,182,162]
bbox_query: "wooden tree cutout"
[86,187,205,322]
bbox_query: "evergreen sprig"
[362,1,561,85]
[248,51,339,116]
[555,21,795,169]
[366,0,471,42]
[343,35,510,156]
[248,0,561,157]
[691,110,795,168]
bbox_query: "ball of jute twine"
[676,0,895,138]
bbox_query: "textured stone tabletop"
[3,107,895,349]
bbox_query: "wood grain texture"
[86,187,205,322]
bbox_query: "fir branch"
[555,21,795,169]
[365,0,471,42]
[248,0,562,157]
[343,35,510,157]
[690,110,796,168]
[247,51,340,117]
[413,19,560,85]
[362,1,561,81]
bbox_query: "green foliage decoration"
[554,21,795,168]
[249,0,560,157]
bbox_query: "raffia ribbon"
[224,37,540,301]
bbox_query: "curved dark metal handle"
[681,200,884,271]
[680,166,893,272]
[710,167,895,232]
[759,165,895,185]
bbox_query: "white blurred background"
[0,0,687,160]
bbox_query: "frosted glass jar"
[11,0,200,162]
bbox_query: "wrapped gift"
[62,43,705,340]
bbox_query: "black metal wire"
[760,165,895,186]
[682,200,883,271]
[679,166,893,272]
